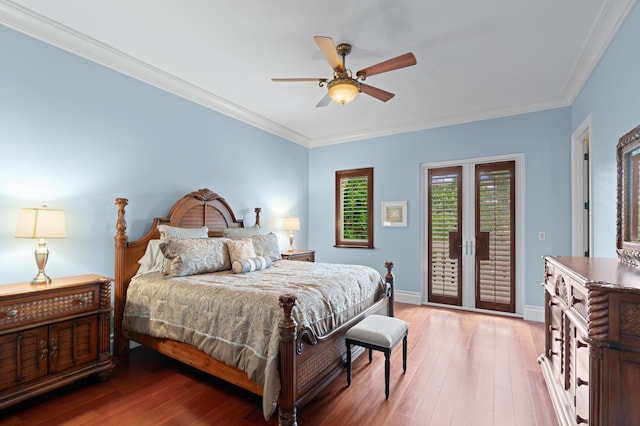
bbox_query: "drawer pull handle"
[572,295,584,305]
[40,340,48,360]
[548,325,558,332]
[554,337,563,342]
[79,297,88,304]
[50,338,58,359]
[576,414,588,424]
[577,340,588,349]
[577,377,588,387]
[7,309,18,317]
[548,349,558,357]
[548,300,558,307]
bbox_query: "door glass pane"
[475,161,515,313]
[428,166,462,305]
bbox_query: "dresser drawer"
[0,285,99,331]
[545,259,588,323]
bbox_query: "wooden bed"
[113,188,395,425]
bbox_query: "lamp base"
[31,271,52,285]
[31,240,52,285]
[289,231,294,252]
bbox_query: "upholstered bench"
[345,314,408,399]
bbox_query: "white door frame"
[571,114,593,256]
[421,153,526,316]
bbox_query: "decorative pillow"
[223,225,261,240]
[158,224,208,240]
[232,256,272,274]
[251,233,282,261]
[136,239,164,275]
[226,238,256,264]
[159,237,231,277]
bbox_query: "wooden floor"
[0,303,557,426]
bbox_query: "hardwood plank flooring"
[0,303,557,425]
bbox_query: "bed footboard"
[277,262,395,426]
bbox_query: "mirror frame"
[617,124,640,266]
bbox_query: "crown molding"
[562,0,638,104]
[1,0,635,149]
[0,1,312,148]
[309,96,571,148]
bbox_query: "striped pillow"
[232,256,272,274]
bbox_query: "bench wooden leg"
[346,341,352,386]
[403,335,407,373]
[384,349,390,400]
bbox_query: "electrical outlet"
[538,232,546,241]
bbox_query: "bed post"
[254,207,261,227]
[278,294,298,426]
[114,198,129,356]
[385,261,395,317]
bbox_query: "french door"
[425,157,518,314]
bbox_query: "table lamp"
[283,217,300,252]
[15,205,67,284]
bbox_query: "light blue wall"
[309,108,572,309]
[2,1,638,313]
[0,25,309,284]
[572,1,640,258]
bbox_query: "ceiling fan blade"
[356,53,416,78]
[315,93,331,108]
[314,36,345,72]
[360,83,395,102]
[272,78,327,82]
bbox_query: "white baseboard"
[523,305,544,322]
[393,290,544,323]
[394,290,421,305]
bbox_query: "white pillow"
[135,239,164,276]
[226,238,256,264]
[157,224,208,240]
[232,256,272,274]
[223,225,261,240]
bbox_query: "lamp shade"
[283,217,300,231]
[328,78,360,105]
[15,206,66,239]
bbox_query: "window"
[335,167,374,248]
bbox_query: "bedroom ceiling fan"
[272,36,417,107]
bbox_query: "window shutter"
[335,168,374,248]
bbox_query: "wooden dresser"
[539,256,640,425]
[0,274,114,409]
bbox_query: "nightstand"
[0,274,115,409]
[281,249,315,262]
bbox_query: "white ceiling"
[0,0,636,147]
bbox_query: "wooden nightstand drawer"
[0,286,99,331]
[281,250,315,262]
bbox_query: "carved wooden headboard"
[113,188,261,354]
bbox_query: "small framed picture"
[382,201,407,227]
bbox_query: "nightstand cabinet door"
[49,316,98,373]
[0,327,48,391]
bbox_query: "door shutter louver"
[428,166,462,305]
[475,161,515,313]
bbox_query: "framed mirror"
[617,124,640,266]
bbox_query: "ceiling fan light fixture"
[328,78,360,105]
